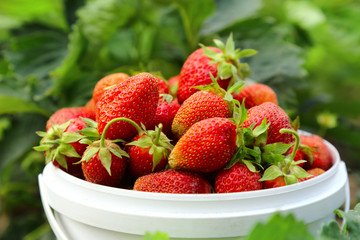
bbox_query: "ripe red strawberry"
[118,117,173,178]
[263,176,286,189]
[232,83,278,109]
[80,117,129,186]
[92,73,129,104]
[156,77,169,94]
[215,163,262,193]
[178,47,225,104]
[96,73,159,141]
[153,95,180,137]
[84,98,96,113]
[172,90,231,139]
[133,169,212,194]
[81,140,128,187]
[243,102,294,144]
[46,107,95,131]
[35,117,89,178]
[168,74,180,96]
[300,134,333,171]
[298,168,325,182]
[177,35,257,104]
[168,117,237,173]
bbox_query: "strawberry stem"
[153,124,163,146]
[279,128,300,173]
[100,117,143,147]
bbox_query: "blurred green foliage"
[0,0,359,239]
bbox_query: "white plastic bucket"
[38,138,350,240]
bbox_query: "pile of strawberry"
[35,35,333,194]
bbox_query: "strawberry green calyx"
[201,33,258,87]
[127,122,174,172]
[34,121,83,169]
[193,72,244,117]
[259,129,312,185]
[77,117,101,145]
[81,117,130,176]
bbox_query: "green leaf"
[0,95,50,116]
[252,118,269,137]
[200,0,262,36]
[57,143,81,158]
[236,49,258,58]
[217,62,233,80]
[127,136,153,149]
[259,165,283,181]
[247,213,314,240]
[61,132,83,144]
[108,145,129,159]
[263,143,293,155]
[262,152,286,165]
[82,146,100,163]
[99,148,112,176]
[54,150,67,169]
[175,0,215,49]
[284,174,298,185]
[243,160,258,172]
[291,165,312,179]
[144,232,169,240]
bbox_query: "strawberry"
[156,77,169,94]
[81,140,128,187]
[177,34,257,104]
[153,94,180,138]
[133,169,212,194]
[300,134,333,171]
[171,78,242,139]
[34,117,89,178]
[168,74,180,96]
[114,117,174,178]
[92,72,129,104]
[298,168,325,182]
[215,163,262,193]
[243,102,294,144]
[81,118,129,187]
[96,73,159,141]
[263,176,286,189]
[46,106,95,131]
[168,117,237,173]
[84,98,96,112]
[260,129,312,188]
[232,83,278,109]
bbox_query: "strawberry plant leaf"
[143,232,169,240]
[243,160,258,173]
[200,0,262,36]
[246,213,314,240]
[236,49,258,58]
[0,95,50,116]
[217,62,233,80]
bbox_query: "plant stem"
[100,117,143,148]
[279,128,300,173]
